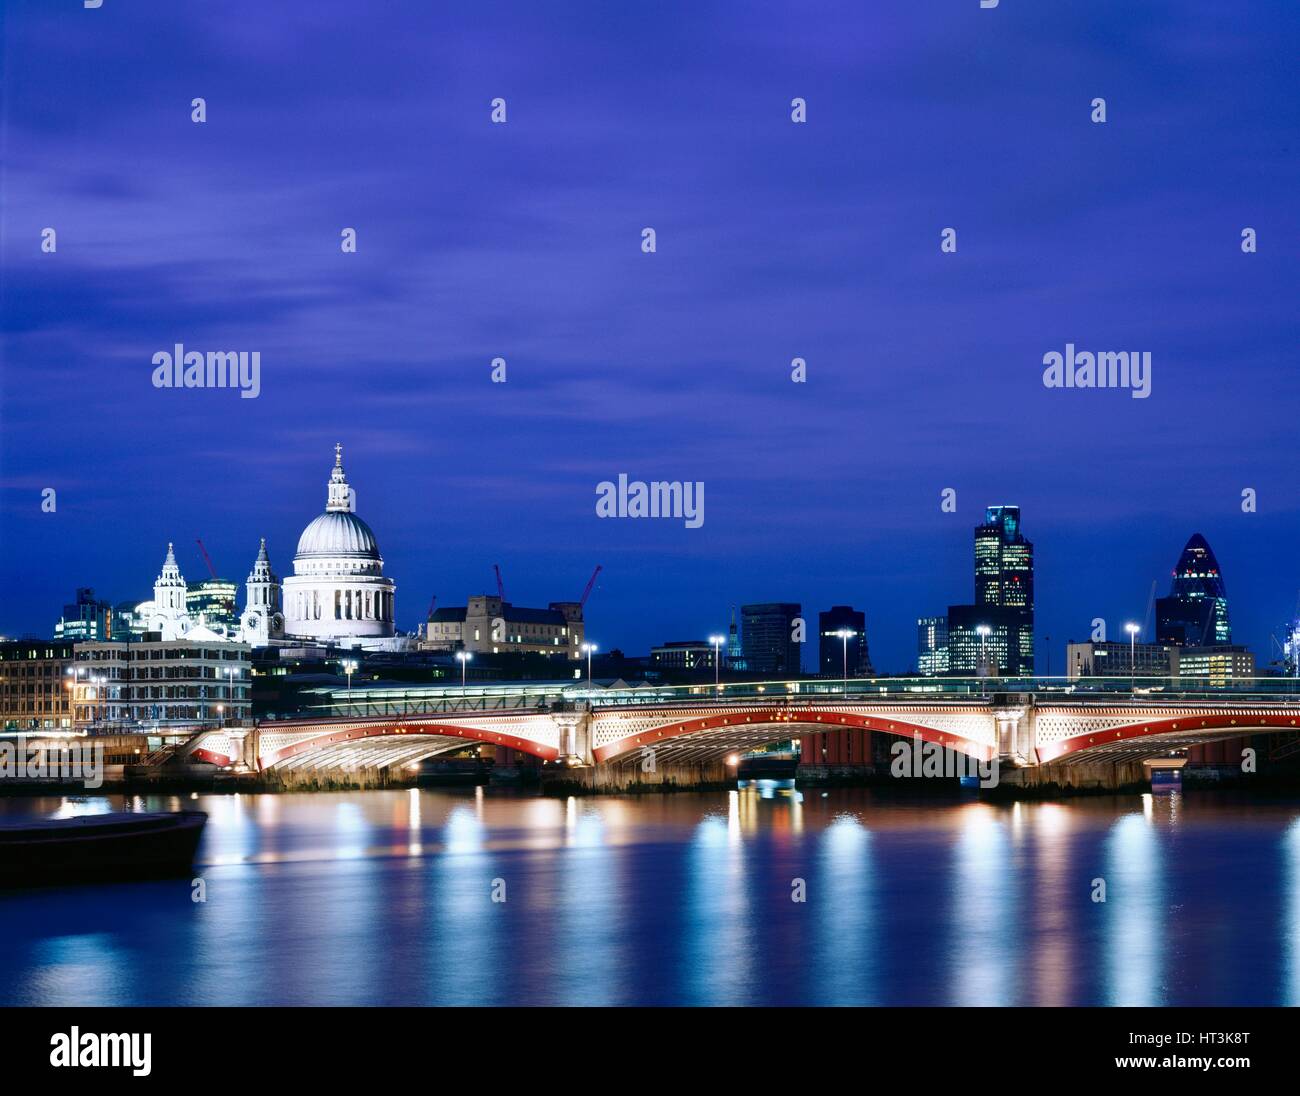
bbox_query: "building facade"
[1066,640,1174,679]
[72,638,251,730]
[818,606,872,677]
[283,446,397,642]
[947,505,1034,676]
[422,596,585,659]
[0,639,74,730]
[54,589,115,642]
[1155,533,1231,648]
[741,603,802,676]
[917,615,949,676]
[651,640,718,672]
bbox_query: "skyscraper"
[1155,533,1231,648]
[818,606,873,678]
[947,505,1035,675]
[917,616,949,676]
[741,603,802,676]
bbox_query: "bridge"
[160,677,1300,790]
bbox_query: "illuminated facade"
[282,446,397,643]
[947,505,1034,675]
[1155,533,1231,648]
[422,596,584,659]
[0,640,74,730]
[917,615,949,676]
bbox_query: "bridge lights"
[708,634,726,695]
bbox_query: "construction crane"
[195,538,219,579]
[579,565,602,607]
[493,564,506,601]
[426,594,437,622]
[1142,579,1157,637]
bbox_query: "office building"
[741,603,802,675]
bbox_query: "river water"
[2,784,1299,1006]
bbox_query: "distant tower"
[147,542,191,639]
[727,605,744,669]
[1155,533,1231,647]
[153,542,188,614]
[241,537,284,645]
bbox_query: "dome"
[295,510,381,560]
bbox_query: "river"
[2,784,1299,1006]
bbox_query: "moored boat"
[0,811,207,887]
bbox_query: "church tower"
[242,537,284,645]
[153,542,187,614]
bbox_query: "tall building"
[741,603,802,676]
[818,606,872,677]
[54,588,115,642]
[917,616,949,676]
[1155,533,1231,648]
[948,505,1034,675]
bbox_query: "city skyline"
[11,446,1282,674]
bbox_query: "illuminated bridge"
[162,677,1300,789]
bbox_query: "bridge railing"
[570,675,1300,708]
[258,674,1300,722]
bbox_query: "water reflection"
[0,788,1296,1005]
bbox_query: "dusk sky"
[1,1,1297,671]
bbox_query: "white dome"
[295,510,381,560]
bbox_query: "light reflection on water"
[0,786,1296,1006]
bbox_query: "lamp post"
[581,642,597,686]
[455,650,472,699]
[708,635,725,695]
[976,625,991,695]
[1125,622,1140,690]
[342,658,358,712]
[835,628,857,694]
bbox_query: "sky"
[1,1,1297,672]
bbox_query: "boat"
[0,811,207,887]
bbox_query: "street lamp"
[976,625,992,692]
[1125,622,1140,690]
[342,658,359,711]
[581,642,597,686]
[708,635,726,695]
[835,628,857,693]
[455,650,472,698]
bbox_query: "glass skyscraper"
[947,505,1035,676]
[1155,533,1231,648]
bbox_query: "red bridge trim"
[593,709,993,763]
[258,722,558,768]
[1036,712,1300,763]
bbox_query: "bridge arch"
[1037,711,1300,763]
[258,720,559,771]
[593,708,994,765]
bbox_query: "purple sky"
[2,1,1297,671]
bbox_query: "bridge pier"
[540,760,734,794]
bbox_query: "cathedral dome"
[295,510,381,560]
